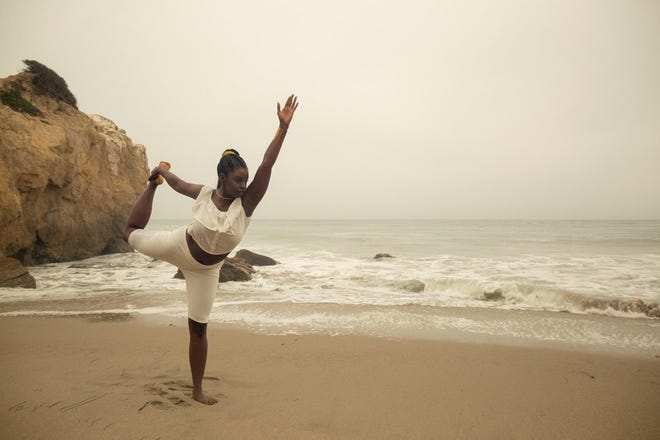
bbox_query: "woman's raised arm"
[242,94,299,216]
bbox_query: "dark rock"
[235,249,277,266]
[102,237,133,255]
[402,279,425,293]
[219,257,255,282]
[374,253,395,260]
[174,257,255,283]
[483,288,504,301]
[0,257,36,288]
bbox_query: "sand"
[1,316,658,439]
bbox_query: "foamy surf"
[207,302,660,352]
[1,219,658,353]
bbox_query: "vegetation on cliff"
[0,84,41,116]
[22,59,78,109]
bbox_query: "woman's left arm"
[242,94,299,217]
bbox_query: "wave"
[206,301,660,351]
[3,301,658,352]
[2,249,659,327]
[421,277,660,318]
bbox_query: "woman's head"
[217,149,248,197]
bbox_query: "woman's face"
[220,168,249,197]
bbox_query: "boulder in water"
[402,279,425,293]
[374,253,395,260]
[234,249,277,266]
[174,257,255,283]
[0,257,36,288]
[483,289,504,301]
[219,257,255,282]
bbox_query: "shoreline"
[2,316,659,439]
[3,303,658,359]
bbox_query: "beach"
[2,219,659,438]
[2,315,659,439]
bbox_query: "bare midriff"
[186,233,229,266]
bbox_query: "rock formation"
[483,288,504,301]
[235,249,278,266]
[401,279,425,293]
[0,257,36,288]
[219,257,256,282]
[174,257,256,283]
[0,68,149,267]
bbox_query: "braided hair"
[216,149,247,187]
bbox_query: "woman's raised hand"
[277,94,299,128]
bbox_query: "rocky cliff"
[0,70,149,266]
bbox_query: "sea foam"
[1,219,658,352]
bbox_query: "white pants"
[128,226,223,323]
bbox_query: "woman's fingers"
[277,94,298,119]
[283,94,297,109]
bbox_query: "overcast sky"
[2,0,659,219]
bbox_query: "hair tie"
[222,150,236,157]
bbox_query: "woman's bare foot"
[192,389,218,405]
[155,161,171,185]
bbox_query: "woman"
[122,94,299,405]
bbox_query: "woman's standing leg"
[123,182,157,242]
[188,318,218,405]
[182,266,222,405]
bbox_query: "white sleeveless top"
[187,186,251,255]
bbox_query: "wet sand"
[1,316,659,439]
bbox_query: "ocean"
[1,219,659,354]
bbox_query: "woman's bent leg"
[123,182,157,242]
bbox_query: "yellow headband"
[222,150,236,157]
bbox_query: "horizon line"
[151,217,660,222]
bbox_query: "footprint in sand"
[138,400,167,411]
[142,383,191,409]
[140,377,224,410]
